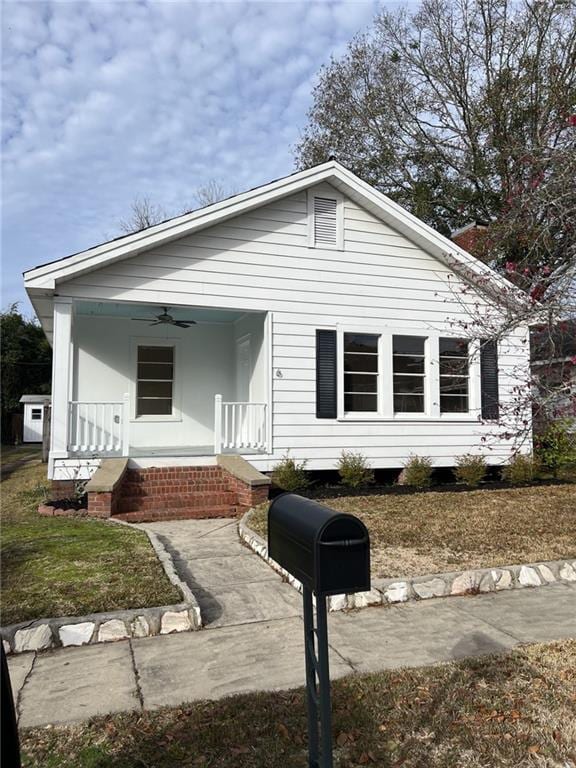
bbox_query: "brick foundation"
[49,480,76,500]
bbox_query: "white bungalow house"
[24,161,531,501]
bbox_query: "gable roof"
[24,160,526,308]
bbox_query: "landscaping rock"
[131,616,150,638]
[492,569,512,590]
[328,594,348,612]
[479,572,494,592]
[3,640,11,655]
[413,578,446,599]
[518,566,541,587]
[160,610,191,634]
[98,619,129,642]
[559,562,576,582]
[14,624,53,653]
[383,582,409,603]
[59,622,95,647]
[350,589,382,609]
[537,564,556,583]
[451,571,480,595]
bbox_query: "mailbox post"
[268,494,370,768]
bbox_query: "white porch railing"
[214,394,267,453]
[68,394,129,455]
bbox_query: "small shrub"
[535,420,576,478]
[271,454,310,492]
[454,454,487,487]
[337,450,374,488]
[398,454,433,488]
[501,453,538,485]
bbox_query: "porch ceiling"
[76,302,253,324]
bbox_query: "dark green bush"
[535,420,576,478]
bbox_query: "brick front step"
[113,505,237,523]
[116,491,238,512]
[119,482,232,496]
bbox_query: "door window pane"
[344,333,379,412]
[393,336,426,413]
[439,338,469,413]
[136,345,174,417]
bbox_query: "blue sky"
[2,0,386,314]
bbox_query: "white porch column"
[214,394,223,454]
[49,298,74,470]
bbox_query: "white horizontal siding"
[61,183,529,469]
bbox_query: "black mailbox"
[268,493,370,596]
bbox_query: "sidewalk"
[9,580,576,729]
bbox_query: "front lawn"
[0,462,180,626]
[20,639,576,767]
[250,483,576,578]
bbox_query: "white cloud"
[2,0,382,310]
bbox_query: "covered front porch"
[50,299,270,477]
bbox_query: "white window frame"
[336,325,480,422]
[130,337,182,422]
[307,190,344,250]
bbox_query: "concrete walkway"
[8,518,576,729]
[138,518,302,628]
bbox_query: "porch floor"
[128,445,262,458]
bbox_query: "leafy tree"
[296,0,576,247]
[1,305,52,443]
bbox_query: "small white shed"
[19,395,51,443]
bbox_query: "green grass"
[20,640,576,767]
[250,483,576,578]
[1,444,42,469]
[0,462,180,626]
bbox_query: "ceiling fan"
[131,306,197,328]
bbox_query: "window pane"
[440,376,469,395]
[393,355,425,374]
[393,336,425,355]
[137,362,174,380]
[439,338,468,357]
[440,357,469,376]
[345,393,378,412]
[394,394,424,412]
[138,380,173,398]
[344,353,378,373]
[440,395,469,413]
[344,333,379,354]
[138,346,174,363]
[393,374,425,394]
[345,373,378,393]
[137,398,172,416]
[31,409,42,420]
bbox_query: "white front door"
[236,336,251,401]
[23,405,44,442]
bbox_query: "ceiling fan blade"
[175,320,197,324]
[149,321,163,326]
[173,321,195,328]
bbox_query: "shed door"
[23,405,44,442]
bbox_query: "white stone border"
[1,518,202,655]
[239,509,576,612]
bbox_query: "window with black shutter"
[480,339,500,420]
[316,330,337,418]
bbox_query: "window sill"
[337,414,480,423]
[130,415,182,423]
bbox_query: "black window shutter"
[316,330,337,419]
[480,339,500,420]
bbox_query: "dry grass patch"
[21,640,576,768]
[250,484,576,578]
[1,462,180,625]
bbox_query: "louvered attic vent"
[313,196,338,246]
